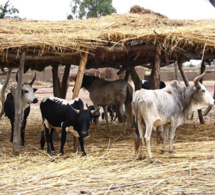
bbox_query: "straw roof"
[1,11,215,71]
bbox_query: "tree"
[0,0,19,19]
[68,0,116,19]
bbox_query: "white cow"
[132,72,214,160]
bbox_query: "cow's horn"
[15,70,18,83]
[86,104,89,108]
[91,106,101,115]
[193,71,206,86]
[70,106,80,114]
[29,73,36,86]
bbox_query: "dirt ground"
[0,80,215,194]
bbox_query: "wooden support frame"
[130,67,141,91]
[72,49,89,153]
[150,42,161,89]
[10,51,25,156]
[72,49,89,99]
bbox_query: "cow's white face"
[22,83,38,104]
[193,83,214,107]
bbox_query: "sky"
[1,0,215,21]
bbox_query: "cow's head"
[16,72,38,104]
[191,72,214,107]
[71,106,100,136]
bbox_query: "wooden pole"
[72,49,89,99]
[198,61,206,124]
[150,42,161,89]
[130,67,141,91]
[10,51,25,156]
[174,61,179,81]
[178,58,189,87]
[72,49,89,153]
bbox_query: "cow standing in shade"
[40,97,100,155]
[132,72,214,161]
[79,74,133,132]
[4,73,38,146]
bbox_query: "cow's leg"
[169,121,177,153]
[45,126,51,154]
[20,119,27,147]
[144,124,153,160]
[60,127,67,155]
[10,119,14,143]
[103,106,110,131]
[78,136,86,156]
[118,104,126,133]
[50,128,55,151]
[161,125,169,153]
[136,113,145,160]
[40,130,45,150]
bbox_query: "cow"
[79,74,133,132]
[101,105,117,121]
[141,80,166,89]
[4,73,38,147]
[132,72,214,161]
[86,104,100,124]
[40,97,100,155]
[141,80,166,143]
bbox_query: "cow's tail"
[132,101,140,153]
[125,83,133,128]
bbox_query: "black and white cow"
[40,97,100,155]
[86,104,100,124]
[132,72,214,160]
[4,73,38,146]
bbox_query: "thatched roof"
[1,11,215,71]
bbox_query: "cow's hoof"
[136,156,145,160]
[81,152,87,157]
[169,150,174,154]
[149,158,155,163]
[160,150,165,154]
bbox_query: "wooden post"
[0,68,12,119]
[150,42,161,89]
[72,49,89,99]
[178,59,189,87]
[130,67,141,91]
[198,61,206,124]
[174,61,179,81]
[60,64,71,98]
[72,49,89,153]
[10,51,25,156]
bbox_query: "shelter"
[0,6,215,154]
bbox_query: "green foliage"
[0,0,19,19]
[68,0,116,19]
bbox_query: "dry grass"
[1,12,215,57]
[0,81,215,194]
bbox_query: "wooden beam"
[72,49,89,99]
[10,50,25,156]
[150,42,161,89]
[130,67,141,91]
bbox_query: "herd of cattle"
[1,71,214,161]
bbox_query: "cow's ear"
[33,88,37,92]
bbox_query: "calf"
[40,97,100,155]
[132,72,214,160]
[4,73,38,146]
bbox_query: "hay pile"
[1,12,215,57]
[0,82,214,194]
